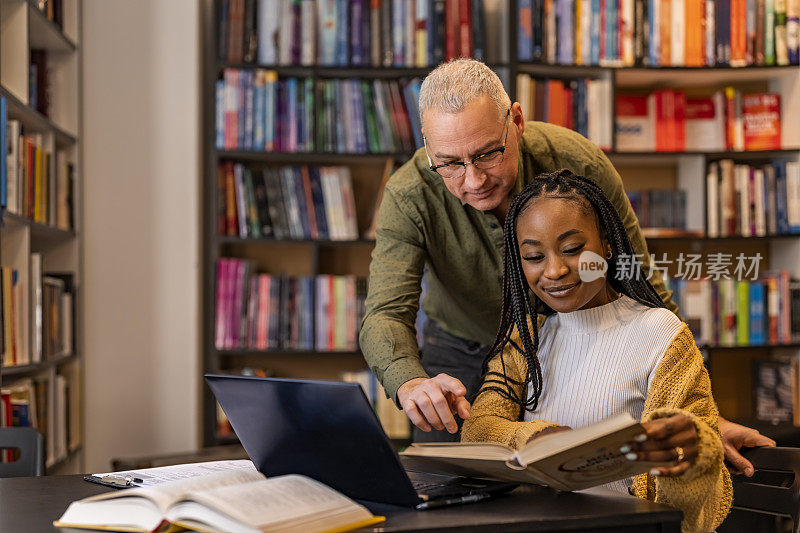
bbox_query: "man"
[359,59,773,476]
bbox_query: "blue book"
[215,80,225,149]
[518,0,533,61]
[286,77,299,152]
[237,71,246,149]
[716,0,731,65]
[317,0,337,65]
[257,0,279,64]
[308,167,329,239]
[557,0,574,64]
[605,0,618,63]
[1,96,7,211]
[592,0,602,64]
[264,72,277,151]
[403,80,423,149]
[335,0,349,65]
[351,0,365,65]
[749,281,766,345]
[775,161,789,233]
[243,71,254,151]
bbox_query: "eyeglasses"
[425,108,511,179]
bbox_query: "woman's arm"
[461,329,560,449]
[630,324,732,533]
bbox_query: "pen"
[415,493,491,511]
[100,475,144,487]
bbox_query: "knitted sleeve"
[631,324,732,533]
[460,324,561,449]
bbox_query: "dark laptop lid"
[205,374,421,506]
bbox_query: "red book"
[445,0,459,59]
[742,93,782,150]
[564,86,574,131]
[458,0,473,56]
[673,91,687,151]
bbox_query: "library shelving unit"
[201,0,800,445]
[0,0,83,473]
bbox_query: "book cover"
[742,92,781,150]
[615,95,654,151]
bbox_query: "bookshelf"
[202,0,800,446]
[0,0,83,474]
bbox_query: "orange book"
[685,0,705,65]
[660,0,672,65]
[743,93,782,150]
[547,80,565,127]
[730,0,747,65]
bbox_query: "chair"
[0,427,44,477]
[719,447,800,533]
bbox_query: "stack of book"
[616,89,781,152]
[341,368,411,439]
[516,0,800,66]
[0,113,75,229]
[706,159,800,237]
[626,189,687,231]
[215,258,367,351]
[1,363,81,467]
[217,163,360,240]
[218,0,490,67]
[515,75,613,150]
[668,271,800,347]
[215,70,422,154]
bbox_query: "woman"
[461,169,731,533]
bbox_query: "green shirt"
[360,122,678,401]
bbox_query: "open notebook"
[56,469,384,533]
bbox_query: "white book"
[31,253,43,364]
[737,165,751,236]
[257,0,280,64]
[671,0,685,65]
[6,119,20,214]
[56,471,382,533]
[777,0,790,64]
[754,168,767,236]
[337,168,359,240]
[516,74,531,120]
[581,0,592,64]
[278,0,294,65]
[787,162,800,231]
[320,168,341,240]
[300,0,316,65]
[766,164,778,234]
[707,163,720,237]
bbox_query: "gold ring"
[674,446,685,463]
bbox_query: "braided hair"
[477,168,666,413]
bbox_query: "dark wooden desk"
[1,474,683,532]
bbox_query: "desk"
[1,474,683,532]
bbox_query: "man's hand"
[719,417,776,477]
[396,374,471,433]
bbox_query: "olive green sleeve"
[359,188,429,402]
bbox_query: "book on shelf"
[516,74,612,151]
[218,163,362,240]
[706,159,800,237]
[216,70,423,154]
[401,412,667,491]
[215,258,367,351]
[626,189,687,231]
[34,0,65,30]
[516,0,800,66]
[667,271,800,347]
[219,0,491,67]
[752,358,797,424]
[341,368,410,439]
[55,470,384,533]
[1,266,28,367]
[742,92,782,151]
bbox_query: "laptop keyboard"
[410,476,500,499]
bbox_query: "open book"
[55,470,384,533]
[401,413,668,491]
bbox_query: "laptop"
[205,374,517,509]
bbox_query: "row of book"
[616,89,781,152]
[341,369,411,439]
[707,159,800,237]
[516,75,613,151]
[0,99,75,230]
[627,189,687,230]
[218,163,361,240]
[215,258,367,351]
[2,262,74,367]
[517,0,800,67]
[218,0,489,67]
[1,366,81,467]
[216,70,424,153]
[668,271,800,347]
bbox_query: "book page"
[83,469,266,513]
[170,474,375,532]
[91,459,256,487]
[401,441,514,461]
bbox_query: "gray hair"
[418,59,511,128]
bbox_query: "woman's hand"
[621,414,699,477]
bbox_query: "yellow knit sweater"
[461,322,732,533]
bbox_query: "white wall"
[81,0,201,471]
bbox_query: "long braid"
[476,168,665,413]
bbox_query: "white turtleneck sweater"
[524,295,684,493]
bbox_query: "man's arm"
[360,188,428,402]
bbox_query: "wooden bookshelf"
[0,0,83,473]
[202,0,800,445]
